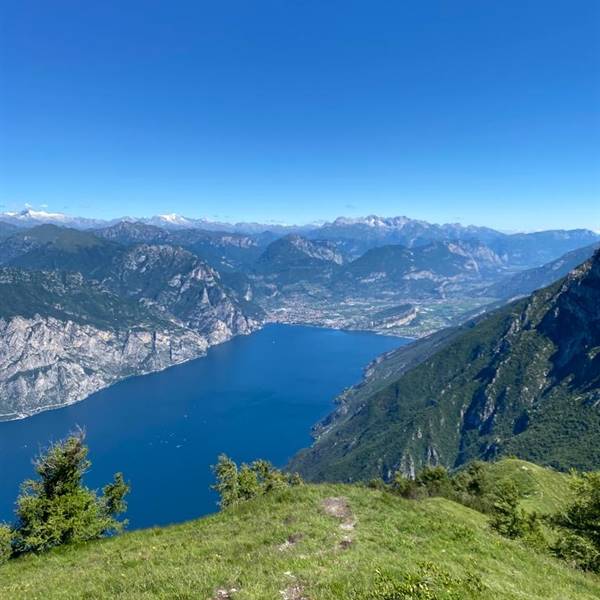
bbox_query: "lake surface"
[0,325,407,529]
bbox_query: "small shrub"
[212,454,240,508]
[212,455,303,509]
[392,472,422,499]
[415,466,451,497]
[552,532,600,572]
[352,562,485,599]
[367,478,387,491]
[288,472,304,486]
[451,461,490,498]
[0,524,13,565]
[238,464,261,501]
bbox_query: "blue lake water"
[0,325,407,530]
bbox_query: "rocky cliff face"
[106,244,259,342]
[0,260,261,420]
[0,315,207,420]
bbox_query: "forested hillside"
[291,251,600,481]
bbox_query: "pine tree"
[13,431,129,553]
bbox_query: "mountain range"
[0,211,598,420]
[0,225,260,420]
[2,209,598,263]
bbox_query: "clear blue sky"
[1,1,598,230]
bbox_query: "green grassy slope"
[483,458,573,514]
[1,475,598,599]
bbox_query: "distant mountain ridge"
[0,209,313,235]
[483,242,600,300]
[2,209,598,249]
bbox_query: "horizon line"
[1,206,599,235]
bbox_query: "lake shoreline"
[0,325,408,529]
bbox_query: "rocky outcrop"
[106,244,260,341]
[0,315,207,420]
[0,258,262,420]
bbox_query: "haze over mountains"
[0,209,598,420]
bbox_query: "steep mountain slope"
[104,244,260,339]
[0,224,121,273]
[291,251,600,481]
[255,234,344,285]
[0,268,207,420]
[0,229,262,420]
[1,471,598,600]
[484,242,600,300]
[334,240,504,297]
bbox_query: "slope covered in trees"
[291,251,600,482]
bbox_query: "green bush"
[451,461,490,497]
[393,465,457,501]
[13,431,129,554]
[415,466,451,496]
[552,533,600,572]
[0,524,13,565]
[212,455,303,509]
[550,471,600,572]
[367,478,387,491]
[392,471,421,499]
[213,454,240,509]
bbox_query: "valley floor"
[1,481,598,599]
[262,295,495,338]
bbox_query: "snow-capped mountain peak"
[330,215,417,229]
[155,213,193,226]
[0,209,110,229]
[7,209,69,221]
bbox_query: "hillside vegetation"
[1,460,598,600]
[291,251,600,482]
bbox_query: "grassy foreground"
[1,472,599,599]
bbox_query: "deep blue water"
[0,325,407,530]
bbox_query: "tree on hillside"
[551,472,600,572]
[13,430,130,554]
[488,479,541,544]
